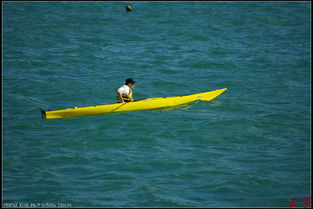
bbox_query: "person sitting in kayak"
[116,78,135,103]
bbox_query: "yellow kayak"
[41,88,227,119]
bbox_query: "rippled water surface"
[3,2,311,207]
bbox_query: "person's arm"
[116,89,125,103]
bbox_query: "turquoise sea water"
[3,2,311,207]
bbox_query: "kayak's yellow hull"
[42,88,227,119]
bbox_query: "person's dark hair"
[125,78,135,85]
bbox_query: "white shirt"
[117,85,131,95]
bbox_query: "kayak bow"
[41,88,227,119]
